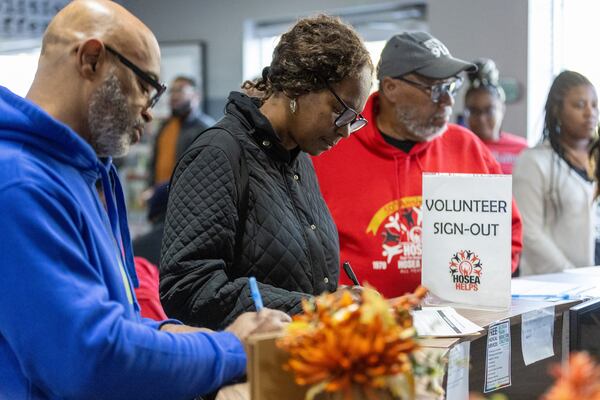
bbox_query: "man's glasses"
[321,79,368,133]
[395,75,463,103]
[105,45,167,108]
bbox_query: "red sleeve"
[510,199,523,273]
[481,143,523,273]
[133,256,168,321]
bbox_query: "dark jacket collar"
[225,91,300,164]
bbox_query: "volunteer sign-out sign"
[422,173,512,309]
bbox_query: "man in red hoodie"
[312,32,523,299]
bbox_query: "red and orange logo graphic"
[449,250,482,291]
[365,196,423,271]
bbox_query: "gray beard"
[88,74,137,158]
[395,105,447,141]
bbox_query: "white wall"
[121,0,530,137]
[527,0,556,146]
[428,0,529,138]
[121,0,395,116]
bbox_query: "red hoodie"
[483,131,528,174]
[312,92,523,298]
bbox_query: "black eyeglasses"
[105,45,167,108]
[395,75,463,103]
[320,78,368,133]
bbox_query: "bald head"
[41,0,159,69]
[28,0,161,157]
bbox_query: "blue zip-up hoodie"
[0,86,246,399]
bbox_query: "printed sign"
[447,341,470,399]
[422,173,512,309]
[521,307,555,365]
[484,319,512,393]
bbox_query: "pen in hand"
[343,261,360,286]
[248,277,264,312]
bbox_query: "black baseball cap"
[377,32,477,80]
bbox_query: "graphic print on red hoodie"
[312,92,522,299]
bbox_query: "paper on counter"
[521,306,554,366]
[484,319,511,393]
[573,286,600,298]
[446,341,470,400]
[511,279,592,297]
[413,307,483,337]
[564,266,600,274]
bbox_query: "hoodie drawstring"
[394,155,401,202]
[110,164,138,287]
[98,162,139,307]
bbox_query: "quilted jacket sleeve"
[160,140,305,330]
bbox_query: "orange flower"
[277,286,428,399]
[543,352,600,400]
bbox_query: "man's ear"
[380,77,400,103]
[77,39,104,80]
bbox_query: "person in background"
[149,75,215,186]
[312,32,523,298]
[133,181,169,265]
[133,183,169,321]
[513,70,600,275]
[160,15,373,330]
[0,1,289,398]
[134,256,169,321]
[464,58,527,174]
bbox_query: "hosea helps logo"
[365,196,423,272]
[449,250,482,291]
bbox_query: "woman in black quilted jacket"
[159,14,373,329]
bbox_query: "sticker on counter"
[521,306,555,366]
[484,319,511,393]
[446,341,470,399]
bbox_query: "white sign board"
[422,173,512,309]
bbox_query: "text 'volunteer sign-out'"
[422,173,512,309]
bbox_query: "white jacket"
[513,142,597,275]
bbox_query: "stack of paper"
[413,307,483,337]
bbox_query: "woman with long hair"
[513,70,599,275]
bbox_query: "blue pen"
[249,277,264,312]
[511,294,572,300]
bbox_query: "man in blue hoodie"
[0,1,290,399]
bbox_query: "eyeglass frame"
[105,45,167,109]
[319,77,368,133]
[394,74,463,103]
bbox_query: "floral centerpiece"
[276,286,442,400]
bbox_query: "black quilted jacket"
[160,92,340,329]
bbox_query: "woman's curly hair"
[242,14,373,101]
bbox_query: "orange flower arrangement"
[276,286,428,399]
[543,352,600,400]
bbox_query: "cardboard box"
[246,332,397,400]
